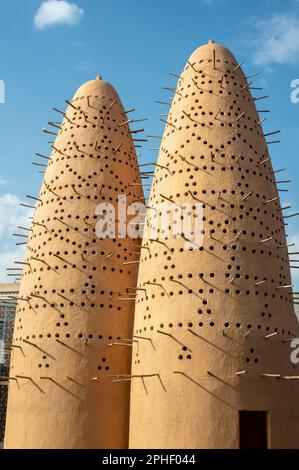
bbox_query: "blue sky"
[0,0,299,296]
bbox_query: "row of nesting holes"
[160,146,274,178]
[135,322,295,336]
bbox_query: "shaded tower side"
[4,77,143,449]
[129,43,299,449]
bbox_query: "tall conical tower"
[4,77,143,448]
[129,42,299,449]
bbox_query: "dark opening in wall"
[239,410,268,449]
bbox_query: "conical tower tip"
[72,76,120,103]
[189,40,238,67]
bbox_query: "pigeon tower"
[4,77,144,448]
[129,42,299,449]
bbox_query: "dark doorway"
[239,411,268,449]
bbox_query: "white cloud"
[34,0,84,31]
[0,246,26,283]
[0,193,33,282]
[0,193,33,236]
[251,14,299,66]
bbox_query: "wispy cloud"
[75,61,97,72]
[287,231,299,290]
[200,0,226,6]
[251,13,299,66]
[283,230,299,320]
[0,193,33,282]
[0,175,7,186]
[34,0,84,31]
[73,40,85,47]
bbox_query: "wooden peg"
[65,99,78,110]
[277,243,294,248]
[264,331,278,339]
[260,373,281,378]
[109,99,116,109]
[236,111,245,121]
[13,233,29,240]
[214,108,221,120]
[242,191,252,201]
[241,81,252,91]
[259,237,272,243]
[52,107,65,116]
[257,157,270,167]
[233,231,242,241]
[253,95,269,101]
[254,280,266,286]
[32,162,47,167]
[169,72,183,80]
[187,60,199,73]
[36,152,50,160]
[283,212,299,219]
[232,62,243,72]
[162,87,182,97]
[17,226,32,232]
[123,260,141,265]
[255,118,266,126]
[160,193,181,208]
[160,118,177,129]
[245,72,259,79]
[264,196,279,204]
[26,195,42,202]
[264,130,280,137]
[48,121,61,130]
[113,143,122,154]
[155,101,171,106]
[43,128,57,136]
[122,108,135,114]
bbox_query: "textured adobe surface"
[129,42,299,449]
[5,78,143,448]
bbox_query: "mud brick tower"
[4,77,143,448]
[129,42,299,449]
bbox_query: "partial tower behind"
[129,42,299,448]
[4,77,143,448]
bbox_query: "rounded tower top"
[72,76,120,103]
[189,41,238,67]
